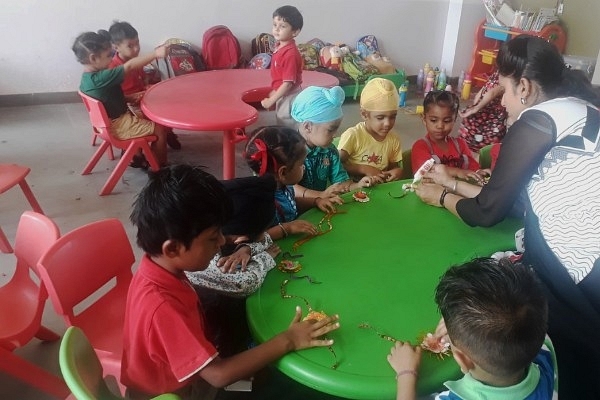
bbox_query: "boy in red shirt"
[108,21,181,152]
[261,6,304,127]
[123,165,339,399]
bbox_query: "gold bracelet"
[278,223,288,238]
[396,369,418,379]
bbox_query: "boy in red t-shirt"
[123,165,339,398]
[108,21,181,151]
[261,6,304,127]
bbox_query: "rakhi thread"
[291,211,346,252]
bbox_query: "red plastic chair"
[0,164,44,253]
[0,211,70,398]
[37,218,135,395]
[78,91,160,196]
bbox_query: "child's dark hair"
[423,90,460,117]
[497,34,600,107]
[72,31,112,65]
[130,165,232,256]
[273,5,303,31]
[435,257,547,378]
[244,126,306,176]
[108,21,138,44]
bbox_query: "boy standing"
[108,21,181,151]
[387,258,555,400]
[122,165,339,399]
[338,77,403,184]
[261,5,304,127]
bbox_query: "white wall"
[0,0,484,95]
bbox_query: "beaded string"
[358,323,399,343]
[291,210,346,252]
[280,279,339,369]
[359,323,451,359]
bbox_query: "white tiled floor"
[0,94,435,399]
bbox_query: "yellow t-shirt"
[337,121,402,171]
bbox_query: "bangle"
[439,188,449,207]
[451,179,457,193]
[396,369,418,379]
[302,188,307,198]
[278,223,288,238]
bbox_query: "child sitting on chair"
[72,30,169,166]
[107,21,181,152]
[387,257,555,400]
[244,126,343,240]
[411,90,480,183]
[123,164,339,398]
[291,85,371,207]
[338,78,404,185]
[186,174,281,357]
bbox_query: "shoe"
[166,131,182,150]
[129,154,149,169]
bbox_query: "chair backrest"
[60,326,119,400]
[14,210,60,278]
[399,148,413,180]
[60,326,182,400]
[78,91,112,143]
[37,218,134,360]
[479,143,493,169]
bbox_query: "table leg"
[223,130,236,180]
[222,129,248,180]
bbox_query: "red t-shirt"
[269,40,302,91]
[109,54,146,95]
[411,135,480,174]
[121,255,217,396]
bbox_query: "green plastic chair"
[59,326,181,400]
[399,148,413,180]
[478,144,493,169]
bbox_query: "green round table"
[246,180,522,399]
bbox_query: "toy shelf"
[468,19,566,88]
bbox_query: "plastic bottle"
[457,70,465,94]
[461,73,472,100]
[416,69,424,93]
[436,68,447,90]
[398,83,408,107]
[423,63,431,91]
[424,70,435,96]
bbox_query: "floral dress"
[459,71,507,152]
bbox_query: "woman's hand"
[415,182,445,207]
[423,164,454,188]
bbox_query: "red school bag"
[202,25,242,70]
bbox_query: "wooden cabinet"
[467,20,566,88]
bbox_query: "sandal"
[129,154,149,169]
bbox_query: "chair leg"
[0,226,13,253]
[99,144,138,196]
[18,179,44,214]
[34,325,62,342]
[0,347,70,398]
[107,144,115,161]
[140,141,160,171]
[82,141,110,175]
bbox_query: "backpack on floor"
[202,25,242,70]
[341,52,379,83]
[248,53,272,69]
[298,43,320,70]
[356,35,380,59]
[157,39,205,79]
[251,33,276,56]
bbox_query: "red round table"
[141,69,338,179]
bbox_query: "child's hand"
[154,45,168,59]
[433,318,449,344]
[355,176,372,189]
[284,306,340,351]
[261,97,275,110]
[266,243,281,259]
[383,168,403,182]
[287,220,318,236]
[217,246,251,273]
[387,341,422,377]
[324,182,348,196]
[315,196,343,213]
